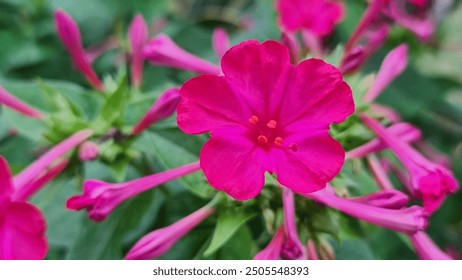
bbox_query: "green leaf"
[331,238,375,260]
[203,210,255,257]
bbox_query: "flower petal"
[221,40,292,117]
[177,75,250,134]
[0,156,13,201]
[200,131,267,200]
[0,201,47,260]
[281,59,354,130]
[273,132,345,194]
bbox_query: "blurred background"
[0,0,461,259]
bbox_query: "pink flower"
[78,141,99,161]
[0,130,90,259]
[0,86,43,119]
[253,226,285,260]
[132,88,181,135]
[125,206,214,260]
[346,122,421,159]
[367,155,395,191]
[305,187,427,234]
[177,40,354,200]
[144,34,221,75]
[385,0,435,42]
[212,27,230,60]
[276,0,344,36]
[340,0,390,74]
[362,114,459,214]
[54,10,104,91]
[67,161,201,221]
[364,44,408,103]
[349,189,410,210]
[14,130,93,190]
[129,14,148,88]
[281,32,300,63]
[409,232,452,260]
[281,188,306,260]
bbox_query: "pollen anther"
[288,143,298,152]
[249,115,259,125]
[274,137,284,147]
[257,135,268,144]
[267,120,277,129]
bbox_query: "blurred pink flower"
[346,122,421,159]
[144,34,221,75]
[340,0,390,74]
[54,10,104,91]
[78,141,99,161]
[409,232,452,260]
[212,27,230,60]
[253,226,285,260]
[305,186,427,234]
[364,44,408,103]
[0,130,91,260]
[281,188,306,260]
[307,240,319,260]
[349,189,409,210]
[177,40,354,200]
[276,0,344,36]
[67,161,201,221]
[125,206,214,260]
[132,88,181,135]
[129,14,148,88]
[362,114,459,214]
[0,86,43,119]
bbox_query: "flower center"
[248,115,298,152]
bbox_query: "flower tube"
[362,114,459,214]
[125,206,215,260]
[254,226,285,260]
[281,187,306,260]
[409,232,452,260]
[0,86,43,119]
[144,34,221,75]
[67,161,201,221]
[129,14,148,88]
[54,10,104,91]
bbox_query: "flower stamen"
[267,120,277,129]
[258,135,268,144]
[249,115,259,125]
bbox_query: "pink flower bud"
[78,141,99,161]
[129,14,148,88]
[0,86,43,119]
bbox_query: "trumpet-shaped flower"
[253,226,285,260]
[78,141,99,161]
[67,161,201,221]
[177,40,354,200]
[132,88,181,135]
[409,232,452,260]
[281,187,306,259]
[0,130,91,259]
[144,34,221,75]
[0,86,43,119]
[212,28,230,60]
[125,206,214,260]
[129,14,148,88]
[54,10,104,91]
[362,115,459,214]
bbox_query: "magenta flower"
[253,226,285,260]
[364,44,408,103]
[281,187,306,260]
[349,189,410,210]
[0,86,43,119]
[276,0,344,36]
[212,27,230,60]
[54,10,104,91]
[177,40,354,200]
[67,161,201,221]
[78,141,99,161]
[409,232,452,260]
[132,88,181,135]
[14,130,93,189]
[340,0,390,74]
[305,187,427,234]
[362,115,459,214]
[0,157,47,260]
[346,122,421,159]
[385,0,435,42]
[125,206,214,260]
[0,130,91,260]
[144,34,221,75]
[281,32,300,63]
[129,14,148,88]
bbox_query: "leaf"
[331,238,375,260]
[203,210,255,256]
